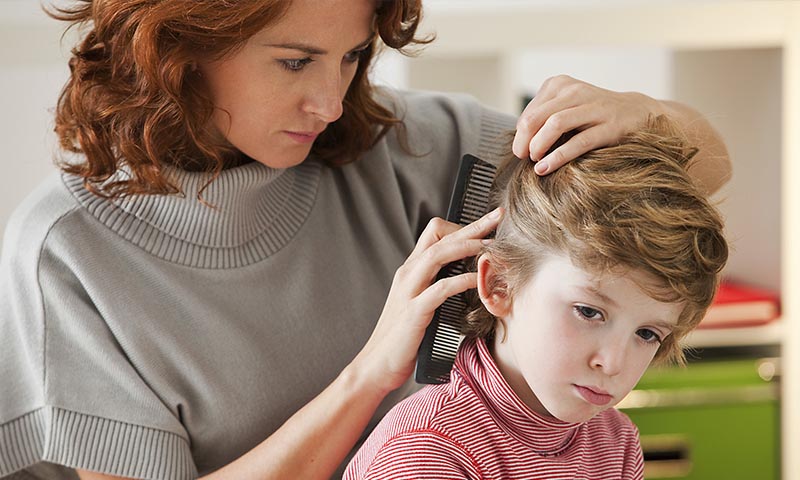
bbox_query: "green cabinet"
[619,357,780,479]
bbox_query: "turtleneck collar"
[455,338,582,457]
[63,159,322,269]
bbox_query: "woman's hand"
[513,74,665,175]
[352,208,503,394]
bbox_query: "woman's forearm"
[77,364,388,480]
[203,362,388,480]
[661,99,732,195]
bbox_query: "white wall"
[673,48,783,291]
[513,47,672,105]
[0,2,72,248]
[399,45,782,292]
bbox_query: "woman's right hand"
[351,208,503,394]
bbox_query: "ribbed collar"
[455,338,581,456]
[63,159,322,269]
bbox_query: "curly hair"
[463,116,729,364]
[47,0,431,199]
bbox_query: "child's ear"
[477,254,512,318]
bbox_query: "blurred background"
[1,1,797,478]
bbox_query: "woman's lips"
[574,385,613,406]
[285,131,321,144]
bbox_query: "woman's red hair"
[48,0,431,199]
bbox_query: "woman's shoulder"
[2,173,83,260]
[373,87,516,165]
[377,86,514,131]
[376,86,480,112]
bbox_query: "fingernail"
[481,238,494,245]
[488,207,502,219]
[534,160,549,175]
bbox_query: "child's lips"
[574,384,613,406]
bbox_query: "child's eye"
[574,305,603,321]
[636,328,662,344]
[280,57,313,72]
[344,48,369,64]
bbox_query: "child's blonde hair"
[464,116,728,364]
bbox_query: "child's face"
[488,254,683,423]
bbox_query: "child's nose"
[590,342,626,377]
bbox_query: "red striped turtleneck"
[344,338,644,479]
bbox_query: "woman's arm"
[75,369,391,480]
[660,98,731,195]
[512,75,732,194]
[78,209,503,480]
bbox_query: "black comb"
[415,154,498,384]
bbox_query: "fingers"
[360,209,502,389]
[412,272,478,323]
[407,217,461,262]
[513,99,552,161]
[513,75,586,160]
[356,270,479,389]
[399,208,502,296]
[514,74,666,176]
[527,103,597,157]
[449,206,503,241]
[396,237,485,295]
[536,126,615,174]
[407,208,502,263]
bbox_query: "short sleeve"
[0,191,197,479]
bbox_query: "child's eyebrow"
[580,285,619,309]
[651,320,678,330]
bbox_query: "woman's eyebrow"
[262,34,374,55]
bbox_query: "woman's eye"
[575,305,603,321]
[344,48,368,64]
[280,58,312,72]
[637,329,662,344]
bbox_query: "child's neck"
[489,334,552,418]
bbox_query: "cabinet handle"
[640,434,692,479]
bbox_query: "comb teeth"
[415,155,498,384]
[458,164,494,225]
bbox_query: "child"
[343,116,729,479]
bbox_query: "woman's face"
[199,0,376,169]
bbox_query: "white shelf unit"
[402,1,799,478]
[685,320,783,349]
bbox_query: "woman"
[0,0,730,479]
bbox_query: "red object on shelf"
[698,280,781,329]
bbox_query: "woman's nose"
[303,70,345,123]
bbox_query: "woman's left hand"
[513,74,665,175]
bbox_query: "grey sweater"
[0,89,514,479]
